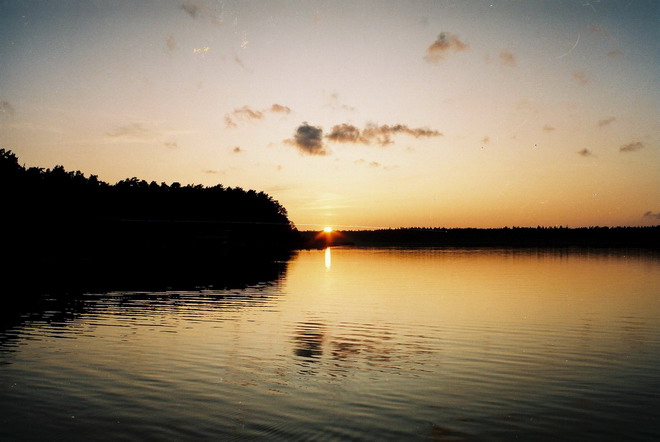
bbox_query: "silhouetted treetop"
[1,148,292,225]
[1,148,299,256]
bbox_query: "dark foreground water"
[1,248,659,441]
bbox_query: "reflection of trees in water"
[0,148,300,348]
[291,321,436,376]
[291,321,326,375]
[292,322,326,359]
[0,257,291,352]
[331,328,396,364]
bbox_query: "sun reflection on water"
[324,247,332,270]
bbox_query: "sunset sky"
[1,0,658,229]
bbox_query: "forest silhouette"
[301,226,659,249]
[2,147,657,298]
[1,148,299,257]
[1,148,301,301]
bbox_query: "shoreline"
[299,226,659,249]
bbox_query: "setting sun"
[323,227,333,233]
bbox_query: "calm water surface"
[1,248,659,441]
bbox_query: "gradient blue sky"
[1,0,658,228]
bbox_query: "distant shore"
[300,226,659,249]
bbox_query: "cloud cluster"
[286,122,327,155]
[327,123,365,144]
[424,32,468,63]
[327,123,442,146]
[643,211,660,220]
[225,104,292,128]
[619,141,644,152]
[286,121,442,155]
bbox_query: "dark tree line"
[0,149,299,260]
[314,226,659,248]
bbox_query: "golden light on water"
[287,248,660,326]
[324,247,332,270]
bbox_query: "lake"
[1,247,659,441]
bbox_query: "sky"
[1,0,658,229]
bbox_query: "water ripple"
[1,248,659,441]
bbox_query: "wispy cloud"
[424,32,469,63]
[202,169,218,174]
[482,136,490,144]
[234,106,264,120]
[182,0,199,18]
[516,99,539,114]
[107,123,151,139]
[362,124,442,146]
[181,0,223,24]
[224,116,237,128]
[499,50,516,67]
[572,70,589,85]
[234,55,247,70]
[607,49,623,57]
[106,123,190,146]
[620,141,644,153]
[354,159,397,170]
[327,123,442,146]
[542,124,556,132]
[597,117,615,127]
[0,100,15,117]
[326,92,356,112]
[270,104,292,114]
[588,24,606,36]
[225,104,292,128]
[166,35,178,52]
[355,159,381,168]
[577,148,595,157]
[643,211,660,220]
[285,123,328,156]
